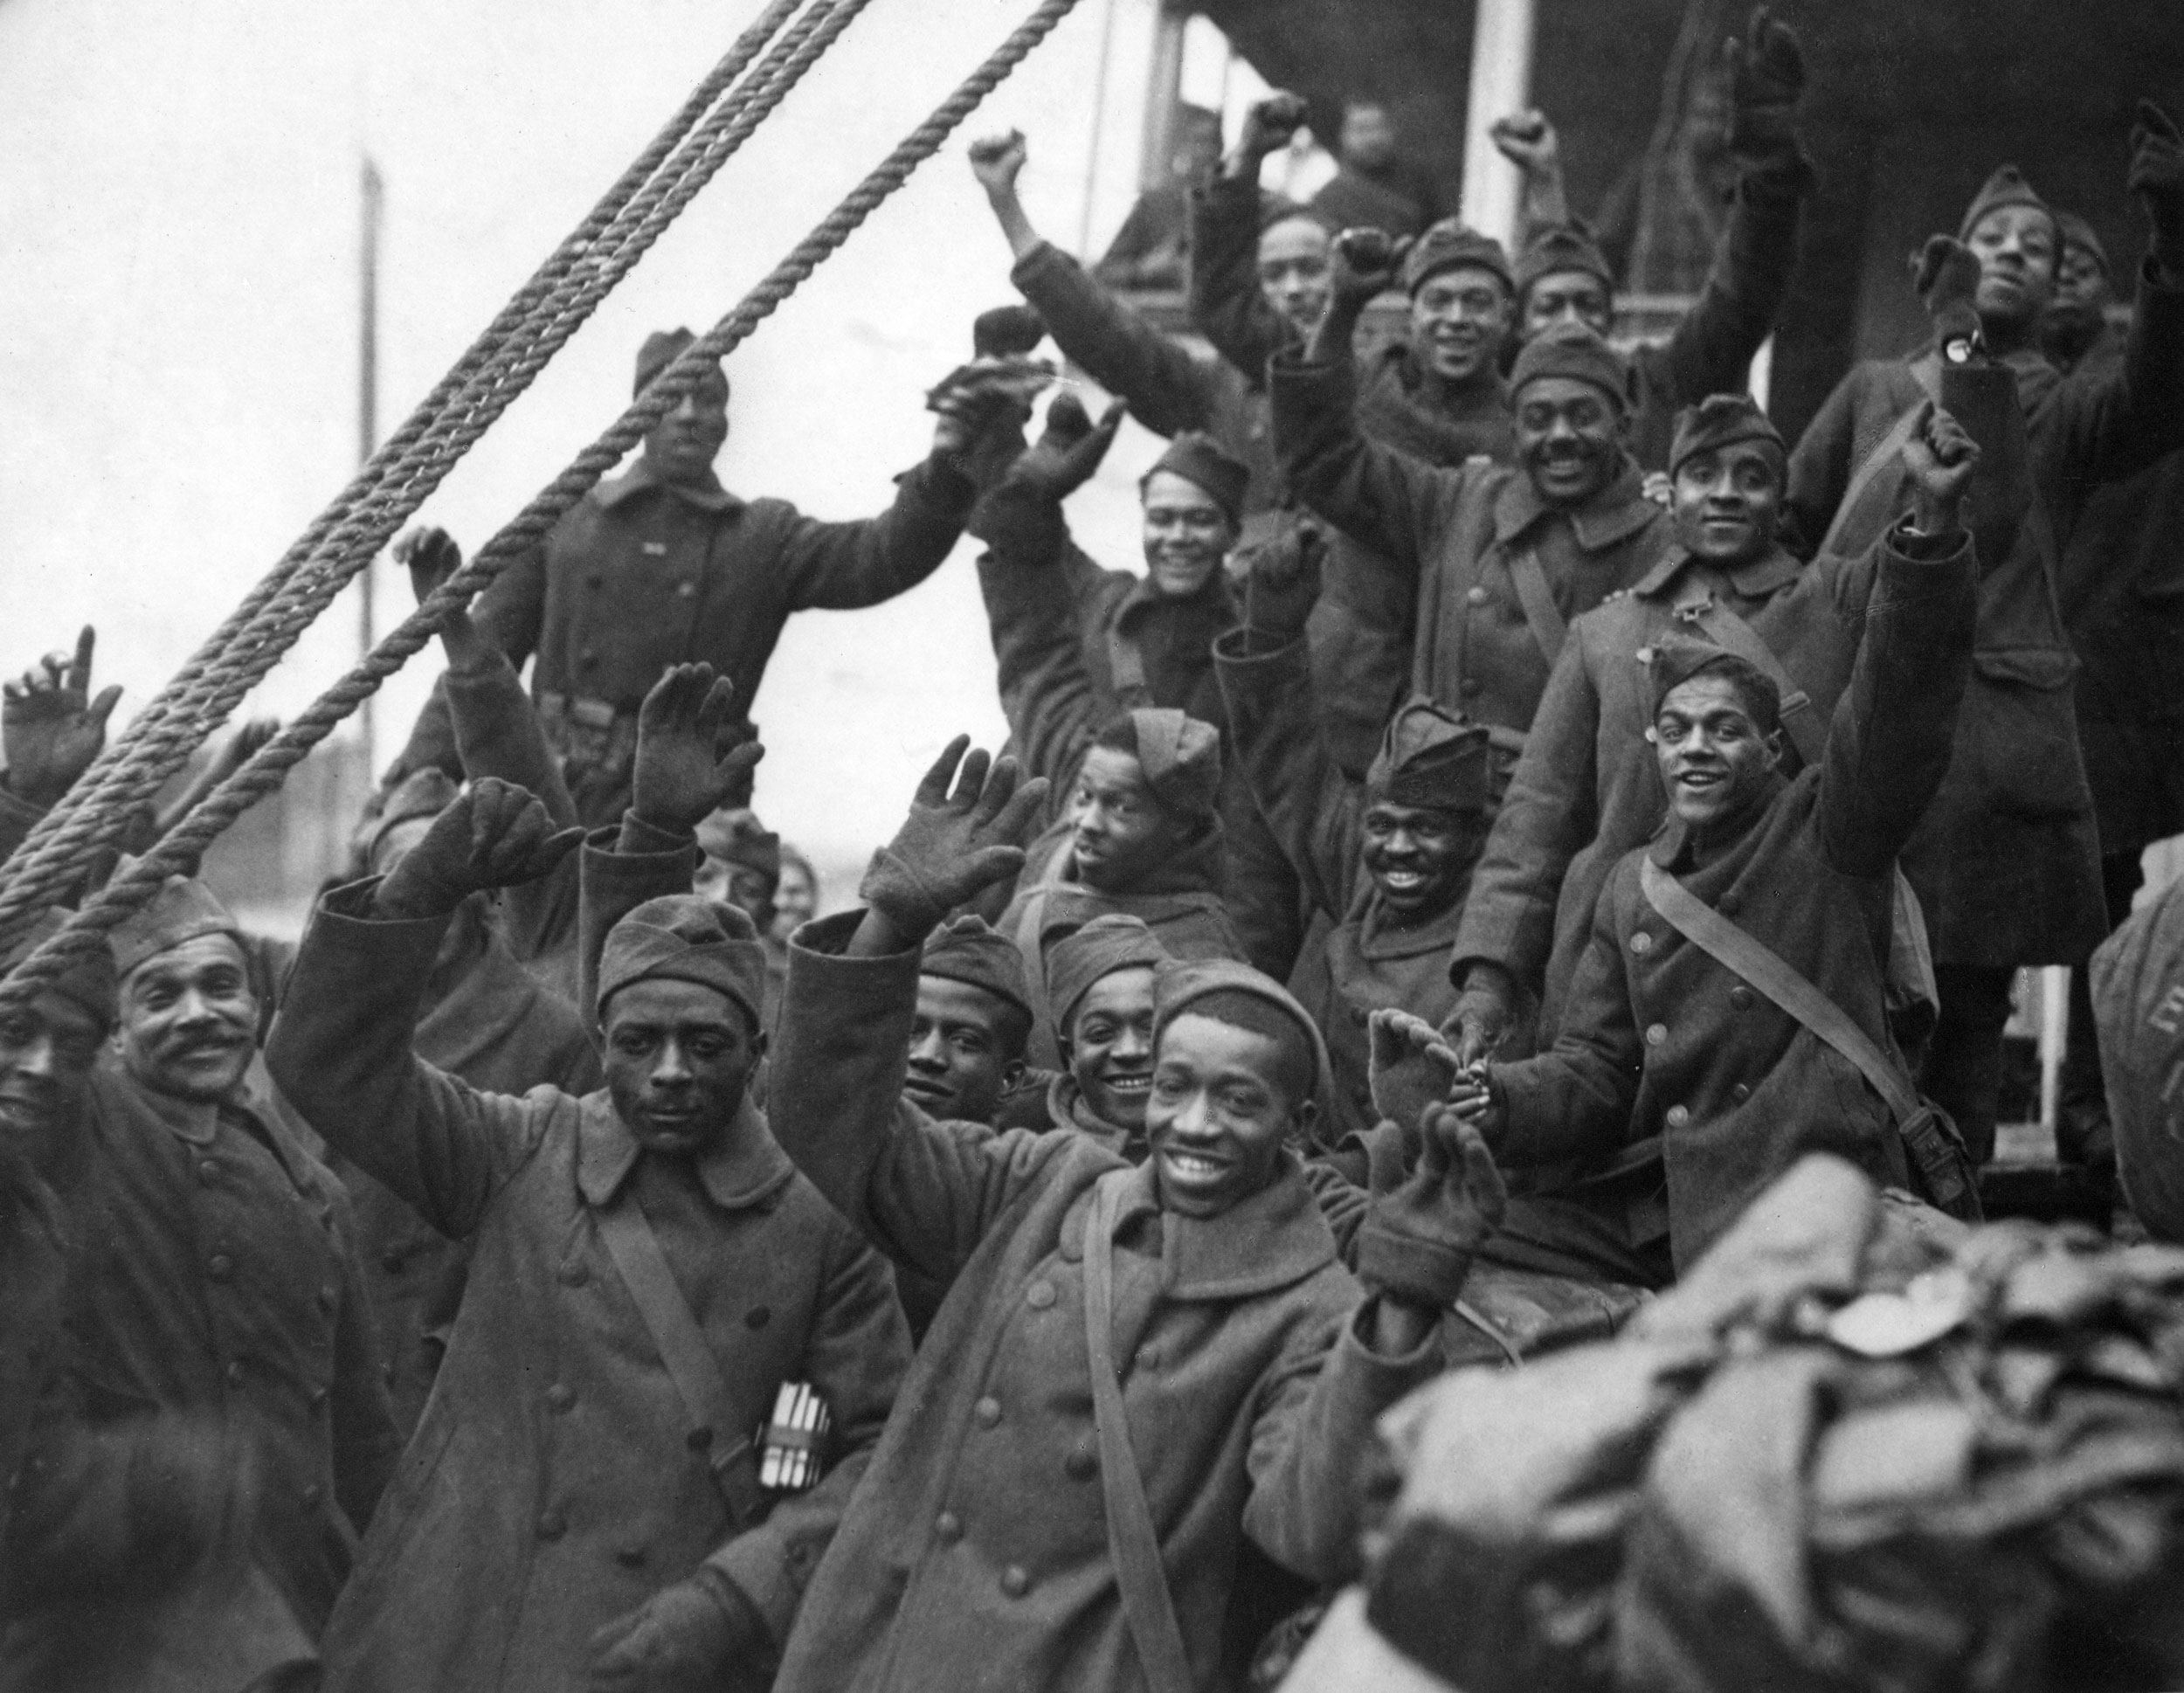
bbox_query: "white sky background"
[0,0,1263,895]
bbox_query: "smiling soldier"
[764,738,1502,1693]
[1451,403,1982,1277]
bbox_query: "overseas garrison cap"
[1667,394,1787,479]
[596,895,768,1031]
[2056,211,2111,277]
[922,915,1034,1024]
[1400,218,1515,298]
[972,304,1047,359]
[1365,697,1492,812]
[1510,321,1632,411]
[1516,220,1617,298]
[1044,914,1168,1039]
[634,328,723,395]
[695,809,782,887]
[1957,165,2056,246]
[4,910,117,1031]
[1141,432,1250,529]
[110,876,245,982]
[1125,708,1223,821]
[1152,955,1328,1100]
[1649,635,1782,736]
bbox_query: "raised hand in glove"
[851,736,1049,956]
[1367,1009,1462,1160]
[2131,99,2184,268]
[374,777,583,921]
[1309,229,1412,361]
[3,626,122,809]
[1230,93,1310,177]
[1357,1102,1509,1320]
[1240,520,1325,642]
[1909,233,1982,351]
[629,662,764,838]
[1007,390,1128,501]
[588,1567,775,1693]
[929,356,1056,465]
[1724,6,1807,170]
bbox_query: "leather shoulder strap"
[1505,543,1569,670]
[1672,595,1826,770]
[1637,856,1921,1123]
[1083,1171,1194,1693]
[595,1195,765,1526]
[1818,397,1928,559]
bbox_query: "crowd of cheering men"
[3,9,2184,1690]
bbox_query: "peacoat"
[393,451,977,822]
[1213,625,1467,1144]
[1271,347,1674,799]
[264,833,909,1693]
[1489,521,1977,1271]
[1453,542,1814,1040]
[766,911,1441,1693]
[1784,264,2184,965]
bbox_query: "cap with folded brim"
[1401,218,1515,298]
[1044,914,1170,1039]
[1648,636,1781,735]
[111,876,245,982]
[695,809,782,886]
[1516,220,1615,299]
[2055,210,2110,277]
[635,328,724,396]
[923,914,1034,1025]
[1365,697,1493,812]
[3,911,117,1031]
[1140,432,1249,529]
[1958,165,2056,248]
[597,895,768,1030]
[1152,955,1327,1099]
[1667,394,1787,480]
[1510,321,1631,411]
[1127,708,1223,821]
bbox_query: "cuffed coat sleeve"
[1013,241,1220,439]
[1271,350,1451,577]
[1189,174,1295,382]
[775,457,976,612]
[1640,169,1806,432]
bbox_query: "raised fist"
[1724,7,1807,168]
[2130,100,2184,259]
[1330,227,1410,311]
[1910,233,1982,349]
[967,130,1028,199]
[1239,93,1310,161]
[1488,111,1559,175]
[1898,398,1981,533]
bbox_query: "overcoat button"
[547,1384,576,1413]
[197,1160,219,1185]
[1730,985,1755,1009]
[537,1511,567,1541]
[1645,1024,1668,1047]
[1026,1282,1056,1310]
[558,1261,589,1288]
[935,1511,963,1543]
[1001,1565,1031,1598]
[1629,932,1653,954]
[226,1359,246,1387]
[975,1397,1002,1427]
[1460,678,1483,697]
[1666,1105,1691,1129]
[1731,1083,1752,1104]
[301,1484,323,1510]
[1466,585,1489,605]
[207,1254,233,1281]
[1066,1449,1097,1481]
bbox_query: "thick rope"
[0,0,871,929]
[1,0,1086,1009]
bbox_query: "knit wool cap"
[110,876,245,982]
[2056,211,2111,277]
[1124,708,1223,820]
[368,767,461,863]
[1141,432,1250,529]
[1400,218,1515,297]
[1957,165,2056,246]
[1515,219,1617,298]
[1510,321,1632,411]
[1649,636,1782,736]
[4,911,117,1032]
[634,328,723,395]
[1043,914,1168,1039]
[1152,955,1328,1099]
[1667,394,1787,480]
[1365,697,1492,812]
[922,914,1034,1024]
[596,895,768,1030]
[695,809,781,886]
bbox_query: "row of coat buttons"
[930,1517,1033,1596]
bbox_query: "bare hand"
[929,355,1054,460]
[967,130,1028,199]
[856,736,1048,950]
[1898,398,1980,532]
[1239,93,1310,161]
[1445,964,1518,1069]
[1367,1009,1462,1146]
[587,1574,760,1693]
[1001,390,1126,502]
[1444,1073,1509,1145]
[3,627,122,808]
[1488,111,1559,174]
[2130,100,2184,259]
[630,663,764,837]
[396,527,464,605]
[375,777,583,920]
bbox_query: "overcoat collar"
[576,1091,793,1212]
[1648,769,1791,872]
[1057,1149,1337,1300]
[1046,1072,1142,1161]
[1630,542,1803,604]
[595,458,744,515]
[1493,458,1656,551]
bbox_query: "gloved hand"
[2,626,121,809]
[375,778,584,921]
[859,736,1048,948]
[1235,93,1310,168]
[629,662,764,837]
[2130,99,2184,268]
[929,356,1055,465]
[1006,390,1128,501]
[1330,227,1411,314]
[1241,521,1325,640]
[1444,963,1520,1069]
[1910,233,1982,351]
[973,303,1047,360]
[1724,6,1807,173]
[1357,1102,1509,1310]
[588,1566,776,1693]
[1367,1009,1462,1156]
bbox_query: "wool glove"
[1366,1007,1461,1158]
[1357,1102,1508,1309]
[2129,99,2184,270]
[587,1565,775,1693]
[1240,521,1326,642]
[1911,234,1983,351]
[860,736,1045,945]
[1724,7,1811,183]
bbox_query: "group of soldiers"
[3,9,2184,1690]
